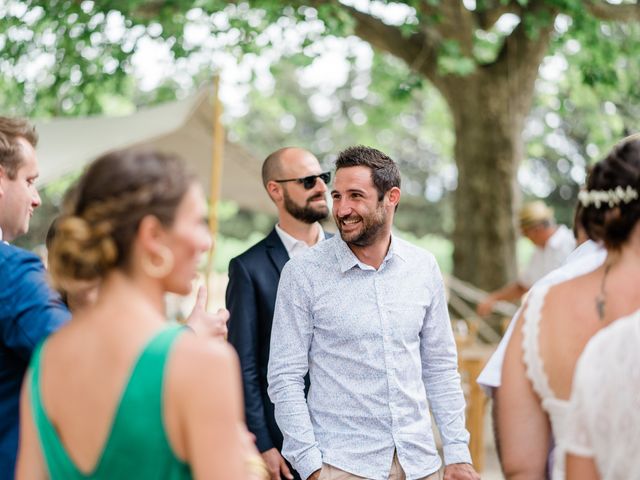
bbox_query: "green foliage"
[5,0,640,280]
[436,40,476,76]
[227,49,456,236]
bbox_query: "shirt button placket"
[376,273,398,445]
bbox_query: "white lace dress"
[521,285,569,480]
[564,309,640,480]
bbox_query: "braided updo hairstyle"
[49,149,195,290]
[580,137,640,249]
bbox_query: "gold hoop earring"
[141,245,174,279]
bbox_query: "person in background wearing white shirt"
[226,147,332,480]
[476,201,575,317]
[268,145,479,480]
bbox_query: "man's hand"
[261,448,293,480]
[185,286,229,340]
[443,463,480,480]
[306,469,321,480]
[476,296,496,317]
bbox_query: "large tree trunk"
[438,32,552,290]
[447,73,526,290]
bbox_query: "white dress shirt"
[518,224,576,288]
[275,223,325,259]
[268,235,471,480]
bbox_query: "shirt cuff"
[253,427,275,453]
[295,447,323,480]
[443,443,472,466]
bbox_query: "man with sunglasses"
[226,147,332,480]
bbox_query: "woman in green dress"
[16,149,263,479]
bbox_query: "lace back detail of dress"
[521,284,555,402]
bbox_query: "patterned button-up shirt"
[267,234,471,480]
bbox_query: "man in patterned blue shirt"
[268,146,480,480]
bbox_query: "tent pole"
[205,75,224,309]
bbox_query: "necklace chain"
[595,262,612,321]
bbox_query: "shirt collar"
[275,223,325,256]
[0,226,3,241]
[335,233,406,273]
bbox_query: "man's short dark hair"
[335,145,401,200]
[0,117,38,179]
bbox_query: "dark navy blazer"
[226,228,329,479]
[0,243,70,479]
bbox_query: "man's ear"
[386,186,401,208]
[266,180,283,203]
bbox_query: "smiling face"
[331,166,390,247]
[0,137,41,241]
[269,148,329,224]
[162,183,212,295]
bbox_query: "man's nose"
[334,201,352,217]
[314,176,328,193]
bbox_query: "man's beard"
[283,190,329,224]
[336,203,386,247]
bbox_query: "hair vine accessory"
[578,185,639,208]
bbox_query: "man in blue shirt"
[0,117,70,478]
[268,146,480,480]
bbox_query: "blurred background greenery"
[4,1,639,284]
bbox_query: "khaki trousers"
[317,451,442,480]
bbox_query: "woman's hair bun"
[48,215,118,290]
[47,148,194,286]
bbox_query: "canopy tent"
[34,86,275,215]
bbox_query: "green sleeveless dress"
[29,325,192,479]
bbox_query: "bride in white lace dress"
[496,135,640,480]
[565,309,640,480]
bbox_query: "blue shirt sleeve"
[0,247,70,360]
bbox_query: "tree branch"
[474,1,524,30]
[415,0,475,56]
[586,1,640,22]
[489,0,558,116]
[492,0,556,69]
[327,2,445,87]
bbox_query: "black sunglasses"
[274,171,331,190]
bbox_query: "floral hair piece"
[578,185,639,208]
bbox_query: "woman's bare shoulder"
[169,333,240,384]
[544,270,599,313]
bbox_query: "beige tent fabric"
[33,87,275,215]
